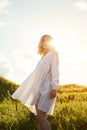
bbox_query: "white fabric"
[12,50,59,115]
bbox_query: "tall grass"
[0,76,87,130]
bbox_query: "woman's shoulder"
[49,49,58,57]
[42,49,58,60]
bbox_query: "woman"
[12,34,59,130]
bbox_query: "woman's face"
[41,36,51,48]
[42,36,48,43]
[38,35,53,55]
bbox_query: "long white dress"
[12,50,59,115]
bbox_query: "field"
[0,76,87,130]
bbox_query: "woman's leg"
[35,105,51,130]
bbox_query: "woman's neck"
[43,50,49,57]
[42,47,55,57]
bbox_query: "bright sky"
[0,0,87,86]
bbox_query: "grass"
[0,76,87,130]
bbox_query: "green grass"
[0,76,87,130]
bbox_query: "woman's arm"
[50,50,59,98]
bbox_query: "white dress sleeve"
[50,50,59,91]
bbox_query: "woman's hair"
[38,34,54,55]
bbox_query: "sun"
[51,31,79,54]
[50,32,64,53]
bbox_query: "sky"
[0,0,87,86]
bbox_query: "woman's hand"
[50,89,56,99]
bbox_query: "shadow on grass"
[0,76,18,102]
[0,112,58,130]
[48,116,58,130]
[0,113,37,130]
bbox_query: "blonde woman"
[12,34,59,130]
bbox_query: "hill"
[0,76,87,130]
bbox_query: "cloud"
[11,49,39,73]
[7,19,16,25]
[0,54,11,76]
[74,0,87,11]
[6,49,40,83]
[0,0,16,27]
[0,52,23,83]
[0,21,5,27]
[0,19,16,27]
[12,49,35,60]
[0,0,10,15]
[0,49,40,84]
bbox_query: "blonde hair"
[38,34,54,55]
